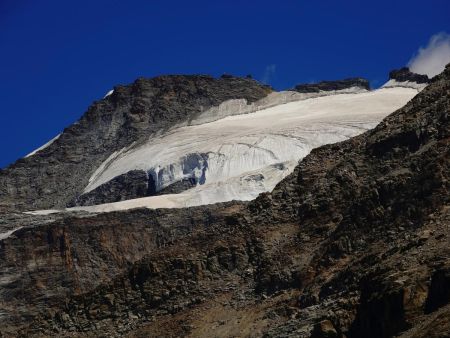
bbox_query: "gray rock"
[389,67,430,83]
[292,77,370,93]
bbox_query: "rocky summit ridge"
[389,67,430,84]
[0,65,449,337]
[292,78,370,93]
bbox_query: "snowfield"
[0,227,24,241]
[25,133,61,158]
[26,83,422,214]
[189,86,367,125]
[103,89,114,98]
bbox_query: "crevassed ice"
[66,161,296,213]
[84,88,373,194]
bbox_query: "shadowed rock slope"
[0,65,449,337]
[0,75,271,211]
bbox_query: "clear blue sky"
[1,0,449,168]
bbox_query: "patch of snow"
[70,160,296,213]
[104,89,114,98]
[381,79,427,91]
[23,209,61,216]
[0,227,24,241]
[25,134,61,158]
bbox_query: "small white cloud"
[408,32,450,77]
[261,64,276,84]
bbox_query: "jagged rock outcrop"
[68,170,154,206]
[389,67,430,84]
[0,64,449,337]
[293,78,370,93]
[155,178,198,195]
[0,76,271,211]
[71,171,198,207]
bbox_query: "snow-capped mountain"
[0,68,429,214]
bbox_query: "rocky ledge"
[292,77,370,93]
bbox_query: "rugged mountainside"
[0,75,271,211]
[0,64,448,338]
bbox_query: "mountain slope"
[0,75,271,211]
[0,64,448,338]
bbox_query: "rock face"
[155,178,198,195]
[68,170,154,206]
[0,75,271,211]
[389,67,430,83]
[71,170,198,207]
[0,65,449,337]
[293,78,370,93]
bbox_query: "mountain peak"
[388,67,430,83]
[381,67,430,90]
[292,77,370,93]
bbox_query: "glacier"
[26,84,422,214]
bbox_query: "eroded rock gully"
[0,65,449,337]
